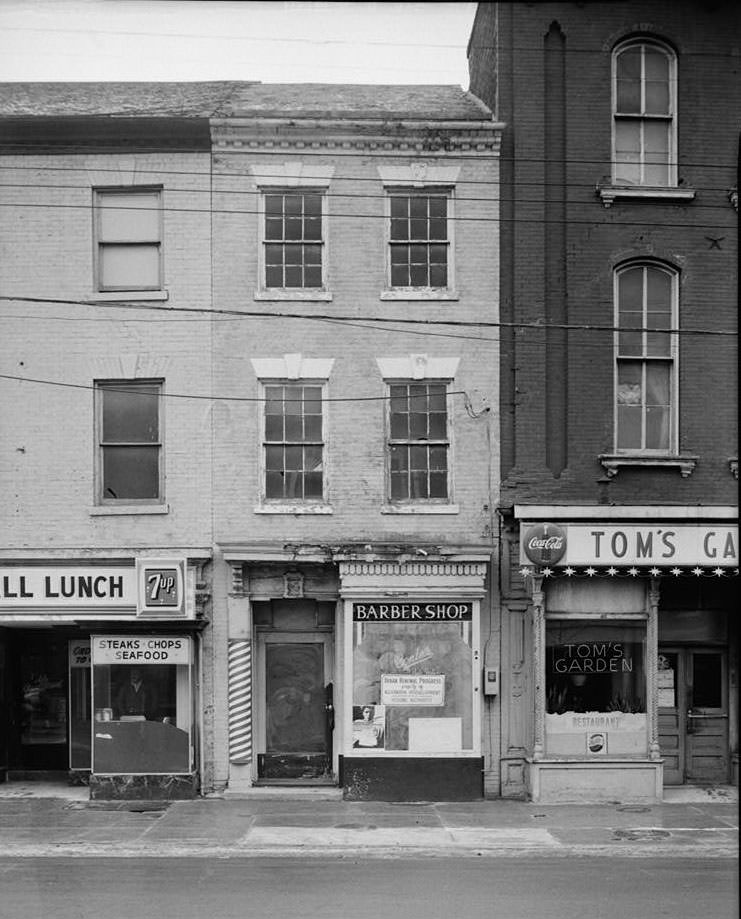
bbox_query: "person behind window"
[115,667,159,720]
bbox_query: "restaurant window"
[612,39,676,187]
[546,618,647,756]
[96,380,163,504]
[91,635,192,774]
[615,263,678,453]
[351,603,476,753]
[94,188,163,291]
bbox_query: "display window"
[91,635,193,774]
[545,618,647,756]
[351,602,476,754]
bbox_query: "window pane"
[429,473,447,498]
[100,245,160,289]
[304,472,323,499]
[409,197,428,219]
[616,47,642,113]
[265,445,284,471]
[390,413,408,439]
[304,216,322,241]
[304,414,322,440]
[390,444,408,472]
[618,267,643,311]
[410,445,429,470]
[428,412,447,439]
[265,244,284,266]
[390,197,408,219]
[428,196,447,218]
[390,217,408,241]
[644,121,670,186]
[644,48,670,114]
[265,217,283,241]
[646,362,670,405]
[646,268,671,308]
[99,193,160,241]
[614,121,641,185]
[284,216,303,240]
[409,264,428,286]
[617,363,643,450]
[265,471,284,498]
[284,446,303,471]
[618,405,642,450]
[409,470,428,498]
[102,446,159,499]
[409,411,428,438]
[265,265,283,287]
[304,244,322,266]
[410,218,428,240]
[645,406,670,450]
[391,263,409,287]
[103,385,159,443]
[284,413,303,440]
[265,195,283,217]
[693,653,723,708]
[284,195,302,216]
[265,414,283,441]
[429,445,448,471]
[284,266,303,287]
[390,472,408,500]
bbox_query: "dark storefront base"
[340,756,484,801]
[89,773,198,800]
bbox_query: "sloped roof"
[0,81,491,122]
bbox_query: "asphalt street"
[0,855,737,919]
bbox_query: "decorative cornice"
[376,354,460,380]
[250,162,334,187]
[377,164,461,186]
[251,353,334,380]
[340,561,488,578]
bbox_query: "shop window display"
[91,635,192,774]
[352,615,474,753]
[546,619,647,756]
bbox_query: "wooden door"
[257,633,333,780]
[658,647,728,785]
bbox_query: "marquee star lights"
[518,565,739,580]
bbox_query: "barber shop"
[223,551,492,801]
[0,557,207,799]
[515,507,738,804]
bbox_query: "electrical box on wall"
[483,668,498,696]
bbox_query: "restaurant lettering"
[552,642,632,675]
[353,602,473,622]
[0,569,133,605]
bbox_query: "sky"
[0,0,477,86]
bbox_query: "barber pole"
[228,640,252,764]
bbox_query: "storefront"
[515,507,738,804]
[0,557,209,799]
[223,551,490,800]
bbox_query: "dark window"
[389,193,449,288]
[98,381,161,502]
[264,384,324,500]
[388,382,448,500]
[264,193,324,288]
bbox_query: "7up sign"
[136,558,189,617]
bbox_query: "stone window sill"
[599,454,698,478]
[90,504,170,516]
[597,185,696,208]
[380,290,459,301]
[254,503,333,515]
[88,290,169,302]
[254,290,333,302]
[381,504,460,515]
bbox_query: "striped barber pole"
[228,639,252,764]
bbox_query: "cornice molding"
[251,353,335,380]
[376,354,460,380]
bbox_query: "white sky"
[0,0,477,86]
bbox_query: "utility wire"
[1,295,736,338]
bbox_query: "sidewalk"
[0,782,737,860]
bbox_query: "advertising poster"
[381,673,445,706]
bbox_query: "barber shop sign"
[522,523,567,566]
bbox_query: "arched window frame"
[611,38,677,188]
[613,261,679,455]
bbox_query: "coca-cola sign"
[523,523,567,566]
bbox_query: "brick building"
[0,82,504,800]
[469,1,739,801]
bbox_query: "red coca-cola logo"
[523,523,567,566]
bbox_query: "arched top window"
[614,262,679,453]
[612,38,677,187]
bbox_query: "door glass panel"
[692,653,722,709]
[19,638,68,768]
[657,651,678,708]
[266,643,325,753]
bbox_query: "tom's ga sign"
[521,524,738,567]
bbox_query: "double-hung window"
[388,382,449,501]
[96,380,163,504]
[613,40,676,187]
[388,191,450,290]
[263,192,324,289]
[615,264,678,453]
[94,188,163,291]
[263,383,325,501]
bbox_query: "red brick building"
[469,1,739,801]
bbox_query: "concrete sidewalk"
[0,782,737,860]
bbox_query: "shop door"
[12,635,69,772]
[658,647,729,785]
[257,633,333,780]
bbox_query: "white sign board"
[92,635,191,666]
[381,673,445,706]
[0,568,136,609]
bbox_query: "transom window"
[96,380,162,503]
[263,384,324,500]
[388,382,449,500]
[264,192,324,289]
[613,40,676,187]
[389,192,449,288]
[615,264,678,452]
[94,188,162,291]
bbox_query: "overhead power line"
[1,295,736,338]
